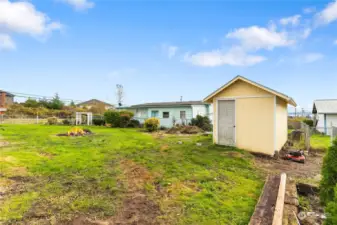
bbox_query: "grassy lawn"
[0,125,263,225]
[310,133,331,151]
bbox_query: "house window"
[180,111,186,119]
[151,110,159,118]
[163,112,169,118]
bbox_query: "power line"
[2,90,84,103]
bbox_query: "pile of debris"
[166,126,203,134]
[57,127,93,137]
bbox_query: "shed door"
[218,100,235,146]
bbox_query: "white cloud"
[108,68,137,80]
[184,47,266,67]
[0,0,62,37]
[162,44,178,59]
[59,0,94,11]
[303,7,316,14]
[226,26,295,51]
[315,0,337,25]
[0,34,15,50]
[302,53,324,63]
[280,15,301,26]
[301,28,312,39]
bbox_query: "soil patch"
[72,160,162,225]
[0,141,10,147]
[254,152,323,180]
[111,160,161,225]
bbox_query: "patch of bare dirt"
[0,141,9,147]
[38,152,55,159]
[111,160,161,225]
[72,160,162,225]
[254,151,323,180]
[222,151,244,158]
[160,144,169,151]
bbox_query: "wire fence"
[297,122,337,151]
[0,114,100,125]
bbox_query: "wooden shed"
[204,76,297,156]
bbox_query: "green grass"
[0,125,263,224]
[310,134,331,151]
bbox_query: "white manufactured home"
[313,99,337,135]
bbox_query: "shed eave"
[203,75,296,106]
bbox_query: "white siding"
[191,104,213,123]
[316,113,325,133]
[191,105,207,117]
[327,114,337,135]
[316,113,337,135]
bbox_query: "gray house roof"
[313,99,337,114]
[130,101,207,108]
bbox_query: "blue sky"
[1,0,337,111]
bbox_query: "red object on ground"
[284,153,305,163]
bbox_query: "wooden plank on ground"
[249,175,280,225]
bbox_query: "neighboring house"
[77,99,114,110]
[312,99,337,135]
[0,90,15,108]
[204,76,296,156]
[124,101,212,128]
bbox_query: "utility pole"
[116,84,124,107]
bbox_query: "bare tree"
[116,84,124,107]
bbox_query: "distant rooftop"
[313,99,337,114]
[77,99,114,107]
[130,101,207,108]
[0,90,14,97]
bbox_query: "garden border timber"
[272,173,287,225]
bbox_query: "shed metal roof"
[313,99,337,114]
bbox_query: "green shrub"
[144,118,160,132]
[62,119,71,125]
[159,126,168,130]
[47,117,58,125]
[325,185,337,225]
[128,119,140,128]
[119,110,134,118]
[104,111,121,127]
[303,119,314,127]
[190,115,212,131]
[93,118,105,126]
[120,114,131,128]
[320,138,337,220]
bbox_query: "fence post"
[301,122,311,152]
[330,126,337,145]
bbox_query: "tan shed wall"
[235,97,274,155]
[212,80,276,155]
[275,97,288,151]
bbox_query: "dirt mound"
[167,126,203,134]
[111,160,161,225]
[0,141,9,147]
